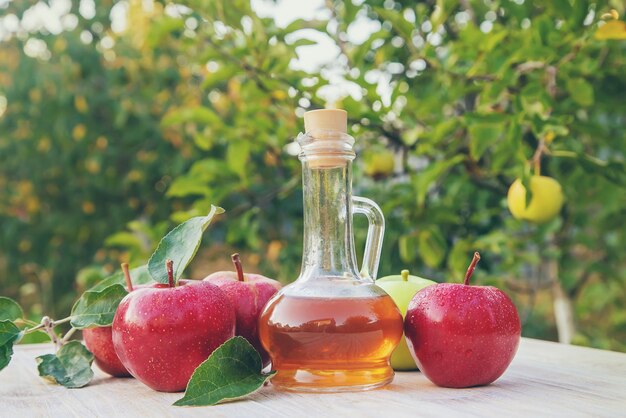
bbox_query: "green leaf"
[282,18,327,34]
[291,38,317,47]
[468,122,503,160]
[398,233,419,263]
[566,78,594,107]
[104,231,143,248]
[374,7,414,40]
[521,168,534,208]
[561,152,626,187]
[418,227,447,268]
[174,337,274,407]
[167,177,213,198]
[413,155,464,207]
[148,205,224,285]
[0,297,23,321]
[70,284,128,329]
[161,107,221,127]
[226,141,250,180]
[36,341,94,388]
[0,320,21,371]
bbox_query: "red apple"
[84,326,130,377]
[83,263,137,378]
[203,253,281,366]
[112,260,235,392]
[404,252,521,388]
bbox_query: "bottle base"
[269,365,395,393]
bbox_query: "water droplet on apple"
[465,349,473,358]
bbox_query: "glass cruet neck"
[296,130,362,282]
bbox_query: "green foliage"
[0,0,193,316]
[36,341,94,388]
[174,337,274,406]
[148,206,224,284]
[0,0,625,353]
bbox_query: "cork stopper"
[300,109,353,169]
[304,109,347,134]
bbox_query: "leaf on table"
[595,20,626,40]
[0,320,21,371]
[36,341,94,388]
[0,297,23,321]
[70,284,128,329]
[148,205,224,285]
[174,336,274,407]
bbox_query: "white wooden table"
[1,338,624,417]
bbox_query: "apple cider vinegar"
[258,109,404,391]
[259,293,403,391]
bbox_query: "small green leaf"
[0,297,23,321]
[468,122,503,160]
[167,176,212,198]
[226,141,250,180]
[413,155,464,207]
[291,38,317,47]
[148,205,224,285]
[398,234,418,263]
[161,107,221,127]
[0,320,21,371]
[36,341,94,388]
[70,284,128,329]
[418,227,447,268]
[566,78,594,107]
[174,337,274,407]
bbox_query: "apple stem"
[121,262,133,292]
[166,259,175,288]
[401,269,409,282]
[531,137,545,176]
[231,253,245,282]
[464,252,481,285]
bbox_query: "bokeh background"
[1,0,624,350]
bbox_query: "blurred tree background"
[1,0,624,351]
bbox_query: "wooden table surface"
[1,338,624,417]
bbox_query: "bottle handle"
[352,196,385,281]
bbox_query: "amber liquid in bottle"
[259,293,403,391]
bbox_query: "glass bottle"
[258,109,403,392]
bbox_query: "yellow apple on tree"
[507,175,564,224]
[377,269,436,370]
[363,149,395,178]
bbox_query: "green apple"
[377,269,436,370]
